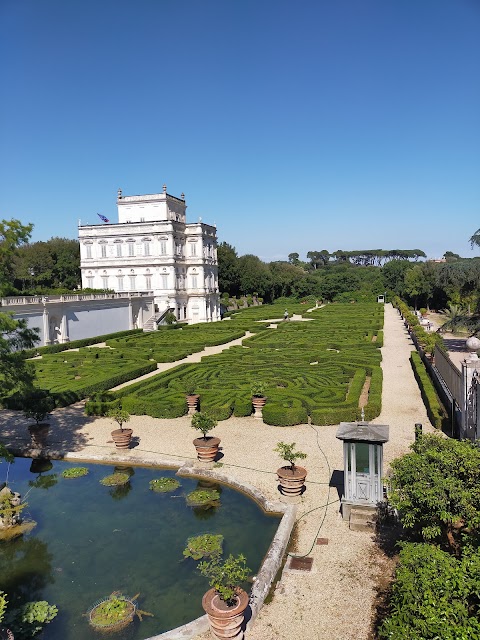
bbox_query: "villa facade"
[78,186,220,324]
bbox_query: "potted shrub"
[199,554,251,640]
[251,382,267,419]
[106,408,132,449]
[23,393,55,448]
[274,441,307,496]
[191,412,220,462]
[185,381,200,415]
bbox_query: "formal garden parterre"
[88,302,384,426]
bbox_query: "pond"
[0,458,280,639]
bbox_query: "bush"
[410,352,448,430]
[379,543,480,640]
[263,404,308,426]
[387,434,480,552]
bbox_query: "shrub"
[198,554,251,604]
[379,543,480,639]
[387,434,480,552]
[410,352,448,430]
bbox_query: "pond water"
[1,458,280,639]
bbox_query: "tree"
[217,242,240,296]
[387,434,480,554]
[0,220,40,400]
[307,250,330,269]
[0,314,39,399]
[287,252,300,265]
[237,254,272,298]
[13,237,81,292]
[403,264,432,309]
[0,219,33,295]
[269,262,305,299]
[470,227,480,249]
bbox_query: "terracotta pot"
[193,436,220,462]
[251,395,267,419]
[202,587,249,640]
[111,428,133,449]
[186,394,200,415]
[277,465,307,496]
[28,424,50,448]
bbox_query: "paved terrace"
[0,303,436,640]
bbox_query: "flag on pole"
[97,213,110,223]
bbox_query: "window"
[100,244,107,258]
[128,242,135,257]
[145,275,152,289]
[116,244,122,257]
[102,276,109,289]
[86,277,94,288]
[191,243,197,257]
[191,275,198,289]
[117,276,124,290]
[143,241,151,256]
[129,276,136,290]
[86,244,92,259]
[161,274,168,289]
[160,241,167,255]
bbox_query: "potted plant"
[251,382,267,419]
[185,381,200,415]
[274,441,307,497]
[23,393,55,448]
[191,412,220,462]
[106,408,132,449]
[199,554,251,640]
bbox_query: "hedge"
[22,328,144,358]
[110,303,384,424]
[410,352,448,430]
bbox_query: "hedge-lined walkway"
[0,304,436,640]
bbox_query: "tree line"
[218,241,480,313]
[2,218,480,321]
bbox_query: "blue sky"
[1,0,479,261]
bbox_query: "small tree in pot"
[107,408,133,450]
[199,554,251,640]
[275,441,307,497]
[184,380,200,415]
[23,392,55,448]
[251,382,267,419]
[191,412,220,462]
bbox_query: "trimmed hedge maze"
[110,303,384,426]
[6,324,251,408]
[104,324,252,362]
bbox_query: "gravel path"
[0,303,436,640]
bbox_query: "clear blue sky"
[1,0,479,261]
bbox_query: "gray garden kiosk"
[336,420,389,521]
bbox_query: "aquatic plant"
[149,477,180,493]
[62,467,89,479]
[186,488,221,508]
[99,472,130,487]
[183,534,223,560]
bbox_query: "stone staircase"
[349,505,377,532]
[143,309,172,332]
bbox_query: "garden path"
[0,304,437,640]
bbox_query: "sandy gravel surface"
[0,304,437,640]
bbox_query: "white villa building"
[78,186,220,325]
